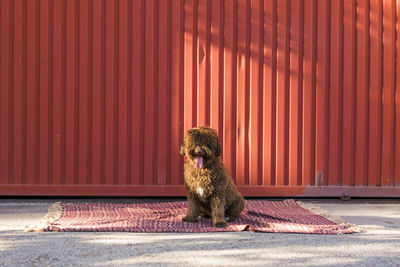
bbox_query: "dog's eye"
[188,149,197,157]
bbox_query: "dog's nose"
[194,146,204,155]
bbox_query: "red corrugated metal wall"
[0,0,399,197]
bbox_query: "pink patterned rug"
[32,200,359,234]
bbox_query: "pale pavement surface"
[0,198,399,267]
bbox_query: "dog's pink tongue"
[195,157,203,168]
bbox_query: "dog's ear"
[180,137,186,156]
[215,140,222,157]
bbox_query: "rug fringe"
[296,201,362,233]
[25,202,62,232]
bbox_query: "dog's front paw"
[225,216,234,222]
[213,220,227,228]
[182,215,198,223]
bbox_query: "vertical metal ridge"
[237,0,245,185]
[244,0,250,185]
[183,0,194,132]
[311,0,317,186]
[270,0,278,186]
[156,0,163,185]
[0,0,1,177]
[13,0,23,185]
[113,0,119,185]
[26,0,36,185]
[289,0,304,186]
[391,0,397,185]
[330,0,344,185]
[378,0,384,185]
[325,0,331,185]
[249,0,263,186]
[76,3,82,185]
[368,0,383,186]
[351,0,357,186]
[153,0,159,185]
[22,0,28,184]
[34,0,40,184]
[47,0,53,185]
[289,0,298,186]
[288,0,297,186]
[298,0,304,186]
[126,0,132,185]
[117,0,127,185]
[52,0,60,185]
[61,0,67,184]
[179,0,184,185]
[100,0,106,185]
[168,0,178,185]
[65,0,74,185]
[74,0,80,185]
[257,0,264,186]
[285,0,290,186]
[193,0,198,126]
[391,0,397,186]
[232,0,237,182]
[302,0,315,186]
[77,0,88,186]
[156,0,166,185]
[166,0,172,185]
[8,0,14,184]
[87,0,93,185]
[198,0,209,126]
[205,0,211,126]
[104,0,115,185]
[219,0,224,143]
[315,0,330,186]
[168,0,185,185]
[0,0,2,183]
[144,0,154,186]
[0,0,10,185]
[342,0,357,186]
[282,0,290,186]
[276,0,290,186]
[131,0,139,185]
[91,0,102,185]
[218,0,225,144]
[209,0,223,153]
[395,0,400,185]
[38,0,48,185]
[381,0,396,186]
[271,0,277,186]
[222,0,233,183]
[84,2,91,185]
[355,0,370,186]
[139,0,145,185]
[365,0,370,185]
[157,0,167,185]
[339,0,344,185]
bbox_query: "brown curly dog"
[180,126,245,227]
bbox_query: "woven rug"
[28,200,359,234]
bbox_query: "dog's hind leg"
[225,196,245,220]
[182,192,201,222]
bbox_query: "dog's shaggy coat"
[180,126,245,227]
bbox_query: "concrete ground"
[0,198,399,267]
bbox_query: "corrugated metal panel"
[0,0,399,197]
